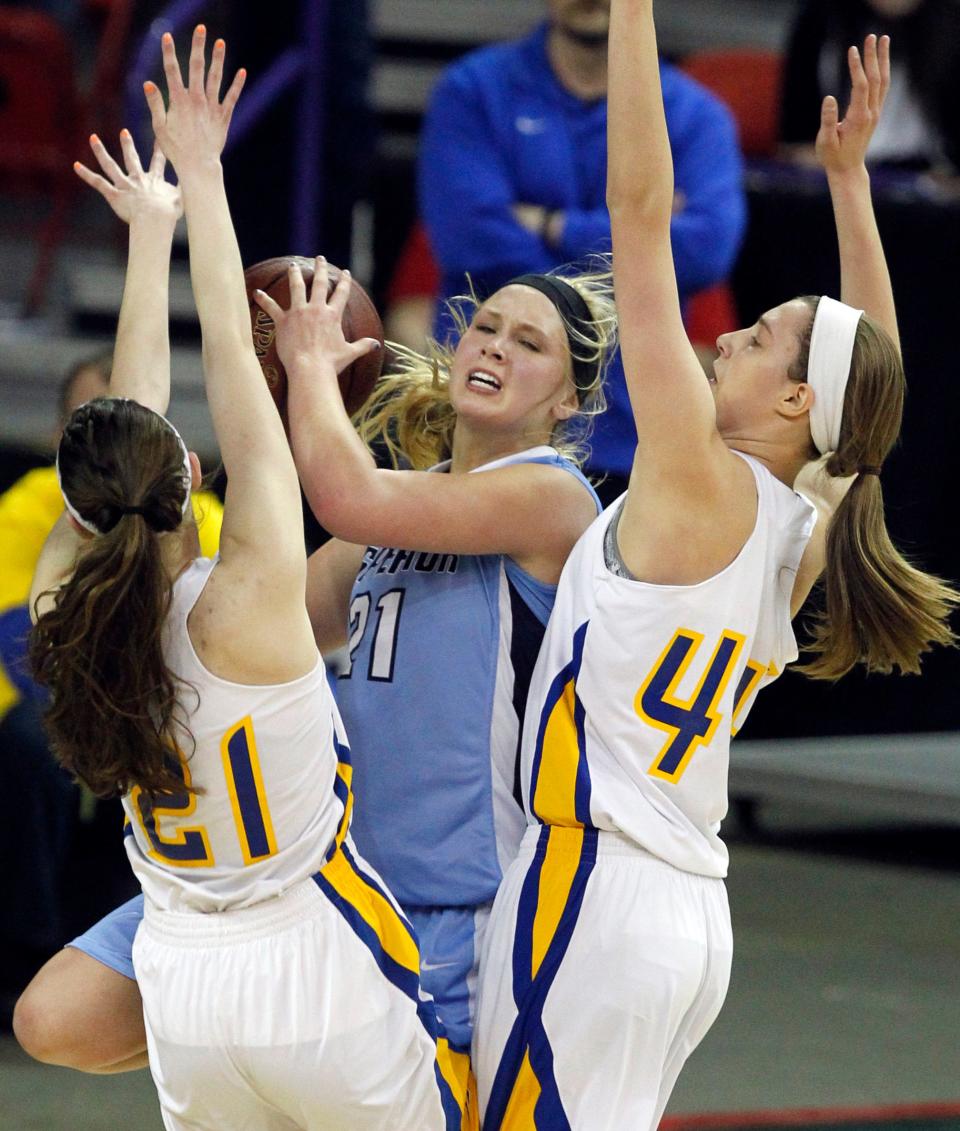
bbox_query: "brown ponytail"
[794,307,958,678]
[30,399,198,797]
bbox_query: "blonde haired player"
[473,8,956,1130]
[28,27,462,1129]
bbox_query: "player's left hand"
[73,131,182,225]
[816,34,890,175]
[143,25,245,175]
[253,257,381,380]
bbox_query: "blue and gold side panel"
[529,623,592,828]
[326,730,355,861]
[484,826,598,1130]
[314,843,467,1130]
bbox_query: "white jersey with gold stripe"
[521,452,817,878]
[122,556,348,912]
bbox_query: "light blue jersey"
[339,447,599,910]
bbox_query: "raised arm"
[144,29,304,568]
[73,133,181,411]
[791,35,898,607]
[818,35,899,351]
[32,132,183,615]
[606,0,722,469]
[306,538,366,654]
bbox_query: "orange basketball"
[244,255,384,423]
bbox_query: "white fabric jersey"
[122,556,346,912]
[521,452,817,878]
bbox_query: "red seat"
[686,282,739,349]
[0,2,134,314]
[678,50,784,346]
[0,8,80,181]
[680,48,783,159]
[0,8,81,313]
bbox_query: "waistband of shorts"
[141,874,325,946]
[520,822,667,862]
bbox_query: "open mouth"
[467,371,503,391]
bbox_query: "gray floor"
[2,806,958,1130]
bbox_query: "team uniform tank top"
[122,556,350,911]
[521,451,817,877]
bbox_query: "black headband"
[507,274,600,400]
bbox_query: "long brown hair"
[357,268,618,470]
[30,398,198,798]
[790,297,958,679]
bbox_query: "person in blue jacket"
[418,0,746,498]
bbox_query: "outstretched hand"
[253,258,381,379]
[143,25,245,175]
[816,34,890,175]
[73,131,182,224]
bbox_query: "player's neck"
[547,26,608,101]
[449,425,550,475]
[722,434,810,489]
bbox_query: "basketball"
[244,255,384,422]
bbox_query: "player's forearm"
[178,159,251,350]
[828,167,899,352]
[179,158,295,482]
[110,213,178,411]
[607,0,673,221]
[29,513,81,619]
[287,358,377,529]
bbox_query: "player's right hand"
[143,25,245,175]
[73,131,182,226]
[816,34,890,176]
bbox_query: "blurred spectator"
[780,0,960,175]
[0,356,223,1022]
[415,0,746,497]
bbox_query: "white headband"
[57,398,193,536]
[807,296,863,455]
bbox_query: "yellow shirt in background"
[0,465,224,719]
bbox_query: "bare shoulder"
[617,442,758,585]
[188,555,317,684]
